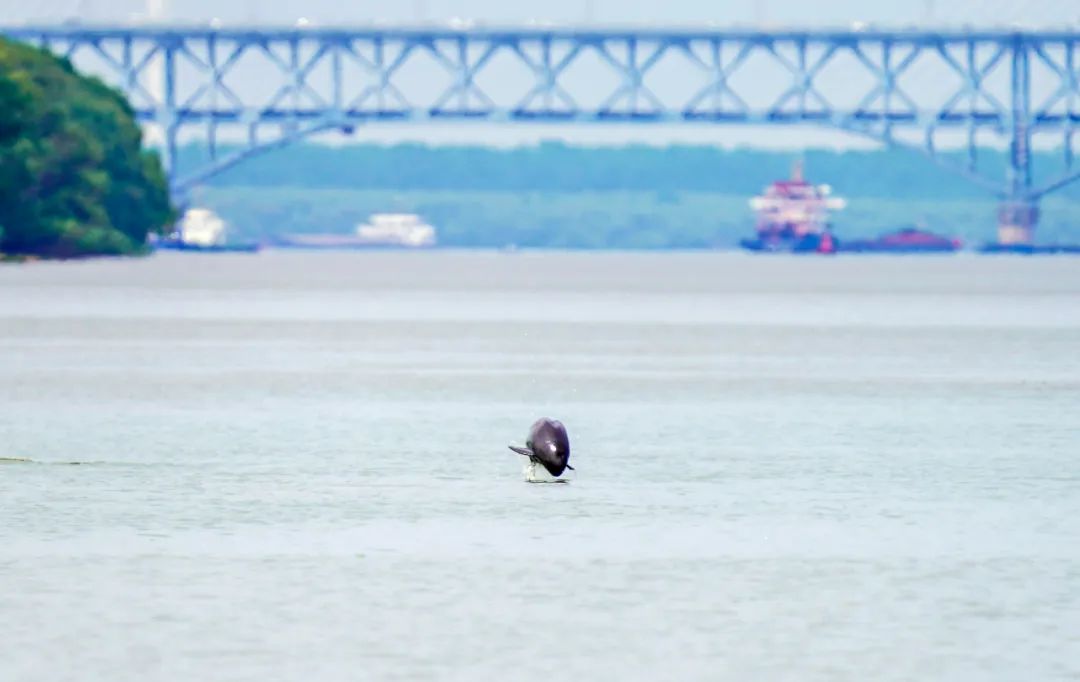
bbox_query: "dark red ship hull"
[836,227,962,253]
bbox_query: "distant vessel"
[270,213,437,250]
[838,224,963,253]
[152,208,259,253]
[740,160,846,254]
[356,213,436,247]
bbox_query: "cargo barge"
[838,225,962,253]
[269,213,437,250]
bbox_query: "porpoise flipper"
[508,445,532,457]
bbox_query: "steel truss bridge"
[5,24,1080,240]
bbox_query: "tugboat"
[152,208,259,253]
[740,160,846,254]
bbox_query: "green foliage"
[181,140,1080,202]
[0,37,174,258]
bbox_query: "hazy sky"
[5,0,1076,30]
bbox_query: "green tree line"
[182,141,1080,202]
[0,37,174,259]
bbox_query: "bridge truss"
[4,25,1080,241]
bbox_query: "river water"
[1,251,1078,681]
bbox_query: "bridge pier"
[997,36,1037,247]
[996,199,1039,246]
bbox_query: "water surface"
[2,252,1078,681]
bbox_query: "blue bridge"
[4,23,1080,242]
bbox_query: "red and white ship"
[740,160,846,253]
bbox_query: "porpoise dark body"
[508,417,574,477]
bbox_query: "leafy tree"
[0,37,174,258]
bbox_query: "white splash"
[523,459,569,484]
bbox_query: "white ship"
[355,213,437,247]
[154,207,259,252]
[270,212,437,250]
[176,208,227,246]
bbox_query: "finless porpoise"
[508,417,574,478]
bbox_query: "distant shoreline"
[4,245,1073,261]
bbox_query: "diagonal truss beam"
[427,36,500,113]
[593,37,667,114]
[683,39,753,116]
[850,40,921,118]
[512,38,583,113]
[767,39,838,116]
[344,37,414,111]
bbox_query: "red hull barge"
[838,227,963,253]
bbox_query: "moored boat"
[152,208,260,253]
